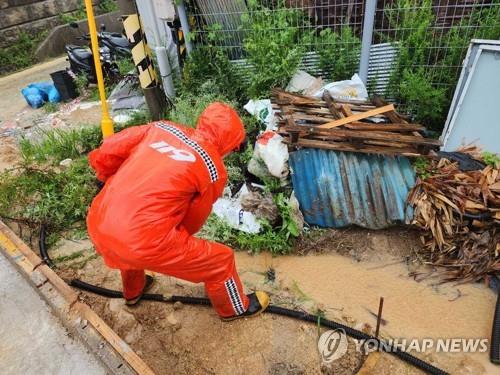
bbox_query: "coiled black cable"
[39,223,54,268]
[40,224,447,375]
[70,279,448,375]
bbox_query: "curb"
[0,220,155,375]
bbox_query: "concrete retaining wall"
[0,0,101,48]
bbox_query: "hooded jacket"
[86,103,245,269]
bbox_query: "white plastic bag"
[314,73,368,101]
[286,70,324,96]
[243,99,277,131]
[248,131,289,180]
[212,185,261,234]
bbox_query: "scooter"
[98,24,131,58]
[65,22,127,84]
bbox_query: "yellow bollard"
[84,0,114,138]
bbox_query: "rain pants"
[86,103,249,317]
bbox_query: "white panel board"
[442,42,500,153]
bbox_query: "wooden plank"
[319,105,395,129]
[341,104,353,117]
[344,122,425,132]
[283,126,441,146]
[372,96,403,123]
[322,91,343,119]
[286,138,422,157]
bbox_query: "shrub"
[315,26,361,81]
[241,0,311,98]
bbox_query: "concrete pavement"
[0,252,106,375]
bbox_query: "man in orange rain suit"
[86,103,269,320]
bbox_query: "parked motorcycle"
[65,22,131,84]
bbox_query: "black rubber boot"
[125,275,155,305]
[222,291,270,321]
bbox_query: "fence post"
[358,0,377,85]
[176,1,193,54]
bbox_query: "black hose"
[42,225,447,374]
[39,224,55,268]
[491,293,500,364]
[70,279,448,375]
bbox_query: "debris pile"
[407,155,500,282]
[272,89,441,157]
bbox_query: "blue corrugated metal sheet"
[289,149,416,229]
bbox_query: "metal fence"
[184,0,500,97]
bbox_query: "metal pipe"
[358,0,377,85]
[176,0,193,54]
[137,0,176,98]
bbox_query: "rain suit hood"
[194,102,245,157]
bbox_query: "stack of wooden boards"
[407,154,500,283]
[272,89,441,157]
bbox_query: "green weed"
[241,0,311,98]
[43,102,60,114]
[0,158,98,232]
[315,26,361,81]
[179,24,246,103]
[483,152,500,168]
[53,250,85,264]
[20,127,102,165]
[74,73,89,96]
[58,7,87,24]
[0,31,47,75]
[167,87,235,127]
[98,0,118,13]
[413,157,431,179]
[117,58,135,75]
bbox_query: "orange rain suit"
[86,103,249,317]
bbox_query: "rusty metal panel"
[289,149,416,229]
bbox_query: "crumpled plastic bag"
[286,70,324,96]
[21,82,61,108]
[248,131,289,180]
[243,99,277,131]
[212,185,262,233]
[313,73,368,101]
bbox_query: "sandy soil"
[48,227,497,375]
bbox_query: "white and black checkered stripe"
[224,277,245,315]
[156,123,218,183]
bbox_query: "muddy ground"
[1,63,498,374]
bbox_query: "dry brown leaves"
[408,157,500,283]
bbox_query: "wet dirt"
[52,228,497,375]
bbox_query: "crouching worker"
[86,103,269,320]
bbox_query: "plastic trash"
[48,85,61,103]
[313,73,368,101]
[21,86,45,108]
[243,99,277,131]
[286,70,324,96]
[248,131,289,180]
[212,185,262,233]
[21,82,61,108]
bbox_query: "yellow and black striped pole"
[123,14,158,89]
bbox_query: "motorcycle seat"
[67,45,92,60]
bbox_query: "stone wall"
[0,0,101,48]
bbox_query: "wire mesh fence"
[185,0,500,124]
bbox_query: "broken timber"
[272,89,440,157]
